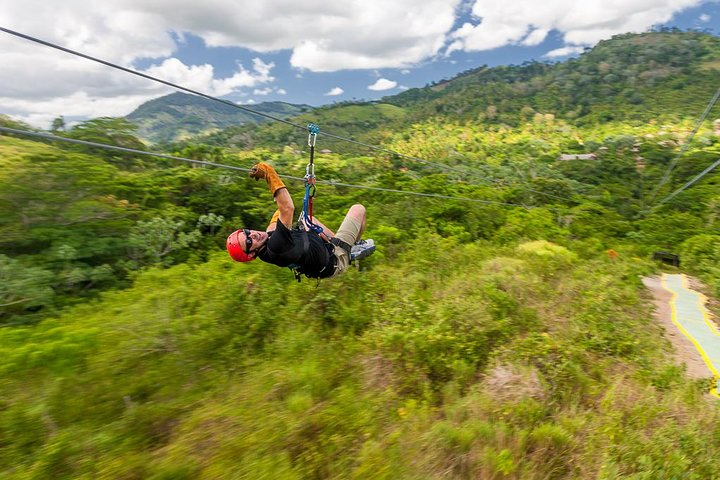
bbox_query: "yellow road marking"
[662,273,720,398]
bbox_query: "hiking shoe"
[351,239,375,261]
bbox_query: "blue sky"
[180,2,719,107]
[0,0,718,128]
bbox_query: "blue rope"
[302,183,323,234]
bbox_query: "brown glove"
[249,162,286,197]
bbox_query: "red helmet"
[227,229,256,262]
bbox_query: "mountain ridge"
[125,91,313,144]
[191,30,720,153]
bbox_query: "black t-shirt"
[257,220,335,278]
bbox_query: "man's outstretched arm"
[249,162,295,230]
[271,187,294,230]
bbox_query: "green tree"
[50,116,66,133]
[65,117,146,168]
[680,234,720,279]
[0,255,55,323]
[126,217,201,268]
[0,153,136,255]
[197,213,225,235]
[66,117,145,149]
[634,211,704,249]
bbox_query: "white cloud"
[449,0,703,53]
[0,0,458,126]
[699,13,711,22]
[30,0,459,72]
[144,57,274,96]
[0,2,276,129]
[253,87,273,95]
[1,91,166,129]
[0,45,275,127]
[250,58,274,79]
[368,78,398,91]
[325,87,344,96]
[522,28,549,46]
[544,46,586,58]
[0,0,708,127]
[401,69,411,74]
[276,88,287,95]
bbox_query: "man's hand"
[249,162,273,180]
[249,162,287,197]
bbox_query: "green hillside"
[126,92,313,145]
[2,30,720,478]
[3,242,719,479]
[214,30,720,154]
[386,30,720,124]
[195,101,408,153]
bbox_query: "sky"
[0,0,718,129]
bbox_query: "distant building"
[320,149,333,154]
[714,119,720,137]
[558,153,597,161]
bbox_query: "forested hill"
[125,92,312,145]
[386,30,720,124]
[2,29,720,479]
[216,30,720,152]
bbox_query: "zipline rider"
[226,162,374,280]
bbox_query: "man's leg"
[346,204,366,238]
[330,204,366,277]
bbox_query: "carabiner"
[307,123,320,147]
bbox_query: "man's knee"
[348,204,365,221]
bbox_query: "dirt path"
[642,275,715,379]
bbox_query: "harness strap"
[330,237,352,256]
[288,227,311,282]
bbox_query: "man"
[226,162,374,279]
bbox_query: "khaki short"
[330,214,362,277]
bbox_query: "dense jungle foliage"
[1,30,720,479]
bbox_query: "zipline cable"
[647,85,720,204]
[0,26,568,204]
[651,156,720,210]
[0,126,531,208]
[0,27,306,130]
[0,27,479,178]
